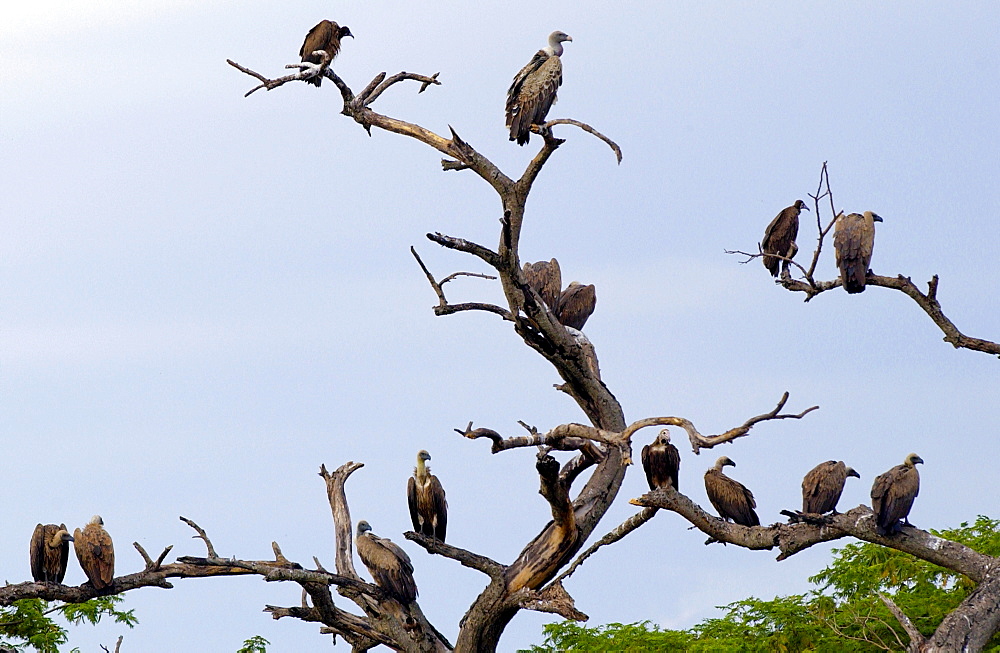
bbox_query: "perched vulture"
[407,450,448,541]
[505,31,573,145]
[555,281,596,330]
[762,200,809,277]
[833,210,883,293]
[74,515,114,590]
[871,453,923,536]
[356,521,417,604]
[522,258,562,310]
[641,429,680,491]
[299,20,353,87]
[801,460,860,515]
[30,523,73,583]
[704,457,759,527]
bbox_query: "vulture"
[74,515,114,590]
[641,429,680,491]
[704,457,759,527]
[30,523,73,583]
[555,281,596,330]
[762,200,809,277]
[871,453,923,536]
[299,20,353,87]
[522,259,562,310]
[356,521,417,604]
[833,210,883,293]
[801,460,860,515]
[505,31,573,145]
[407,450,448,541]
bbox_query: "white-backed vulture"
[555,281,596,330]
[641,429,680,491]
[356,521,417,604]
[762,199,808,277]
[833,210,883,293]
[74,515,114,590]
[704,457,759,527]
[522,259,562,310]
[505,31,572,145]
[407,450,448,542]
[30,523,73,583]
[299,20,353,87]
[871,453,922,536]
[801,460,860,514]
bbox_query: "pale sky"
[2,2,999,651]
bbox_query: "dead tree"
[5,42,999,653]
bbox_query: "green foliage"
[0,596,135,653]
[526,517,1000,653]
[237,635,269,653]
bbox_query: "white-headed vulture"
[74,515,114,590]
[506,31,572,145]
[407,450,448,542]
[356,521,417,604]
[641,429,680,491]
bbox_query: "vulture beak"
[913,455,924,465]
[872,213,884,222]
[847,468,860,479]
[801,205,810,211]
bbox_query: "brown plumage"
[74,515,114,590]
[407,450,448,541]
[704,457,759,526]
[356,521,417,604]
[834,210,883,293]
[506,31,572,145]
[299,20,353,87]
[762,200,808,277]
[522,259,562,310]
[555,281,596,330]
[30,523,73,583]
[642,429,680,491]
[801,460,860,514]
[871,453,922,536]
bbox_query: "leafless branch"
[552,508,658,585]
[879,594,925,652]
[404,532,504,581]
[511,581,588,622]
[543,119,623,164]
[179,516,217,558]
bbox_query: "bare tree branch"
[543,119,623,164]
[552,508,658,585]
[404,532,504,581]
[879,594,924,652]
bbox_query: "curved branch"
[551,508,657,586]
[404,532,504,581]
[543,119,623,164]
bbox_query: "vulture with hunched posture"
[641,429,680,491]
[299,20,353,87]
[871,453,923,536]
[74,515,114,590]
[30,523,74,583]
[407,450,448,541]
[834,210,883,293]
[801,460,860,515]
[704,457,759,527]
[506,31,573,145]
[556,281,596,330]
[762,200,809,277]
[522,259,562,310]
[355,521,417,604]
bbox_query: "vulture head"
[794,199,810,212]
[867,211,884,223]
[90,515,104,527]
[656,429,671,445]
[714,456,736,471]
[417,450,431,463]
[546,31,573,55]
[339,26,354,39]
[357,520,372,536]
[846,467,861,479]
[51,528,74,547]
[904,453,924,467]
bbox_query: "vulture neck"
[47,532,65,548]
[545,43,563,57]
[415,458,429,481]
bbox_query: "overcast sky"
[2,1,999,651]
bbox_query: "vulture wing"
[29,524,45,582]
[506,52,562,145]
[522,259,562,310]
[762,204,801,276]
[428,474,448,542]
[556,283,596,330]
[834,213,875,293]
[406,476,421,534]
